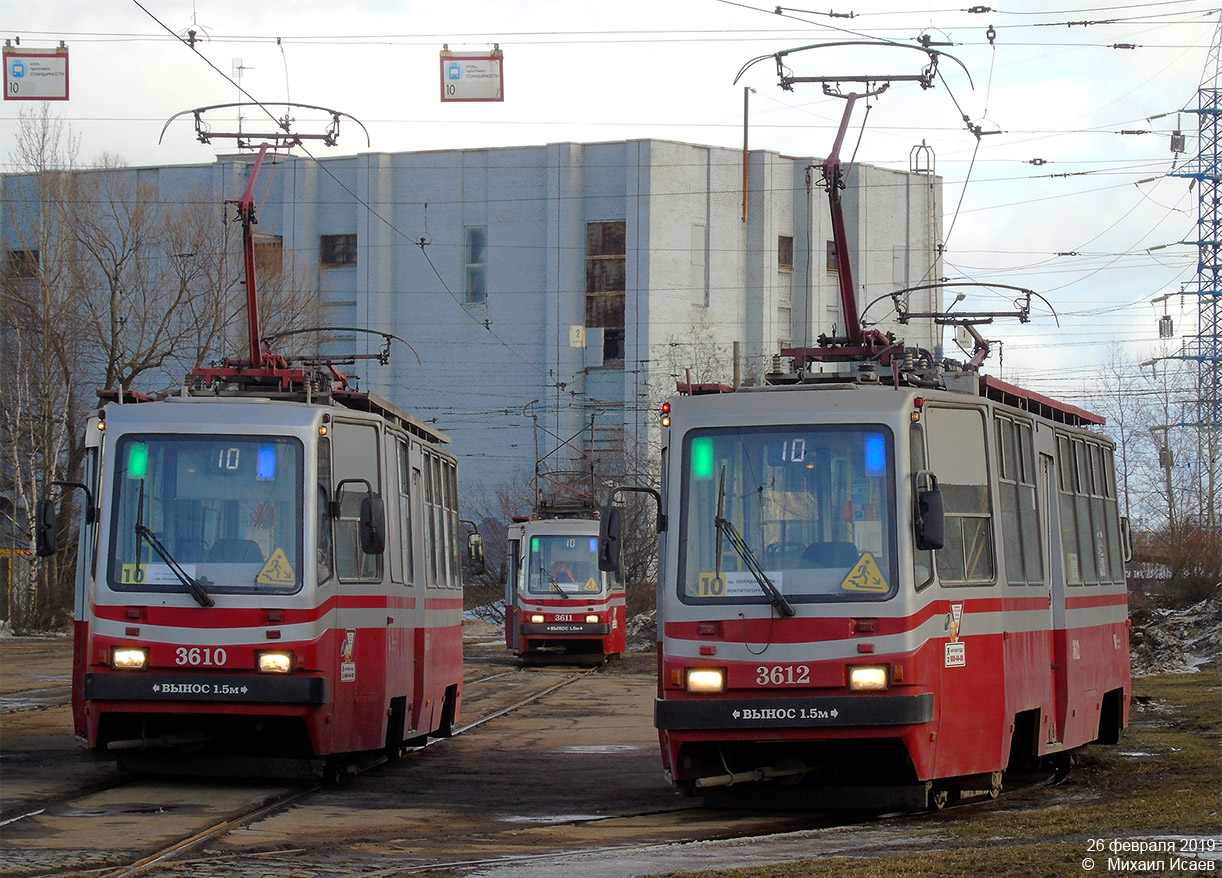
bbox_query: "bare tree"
[0,109,321,628]
[0,106,86,631]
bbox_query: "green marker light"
[692,436,714,479]
[531,537,539,552]
[127,441,148,479]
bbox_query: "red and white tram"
[601,365,1131,808]
[40,389,467,776]
[504,512,626,663]
[597,50,1131,807]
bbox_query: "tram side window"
[910,424,934,590]
[424,453,440,587]
[444,460,461,589]
[1056,434,1123,586]
[332,422,381,581]
[317,437,333,585]
[397,440,414,585]
[1072,440,1098,584]
[996,415,1043,586]
[1056,435,1081,584]
[1102,446,1124,581]
[925,407,995,585]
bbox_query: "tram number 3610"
[175,647,228,666]
[757,665,810,686]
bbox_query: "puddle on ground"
[500,814,610,824]
[551,744,643,754]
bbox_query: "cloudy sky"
[3,1,1217,402]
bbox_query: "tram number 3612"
[175,647,228,666]
[756,665,811,686]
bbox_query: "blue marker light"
[864,433,886,475]
[589,537,598,553]
[256,444,277,481]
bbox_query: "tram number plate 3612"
[756,665,810,686]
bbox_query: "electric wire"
[128,0,611,410]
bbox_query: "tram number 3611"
[757,665,811,686]
[175,647,228,666]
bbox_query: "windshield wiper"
[135,525,215,608]
[133,483,214,607]
[715,466,795,618]
[541,562,575,598]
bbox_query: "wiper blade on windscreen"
[134,524,215,608]
[715,466,796,618]
[541,563,575,598]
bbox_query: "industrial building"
[3,138,943,510]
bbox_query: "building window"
[691,223,707,307]
[826,240,838,273]
[464,226,487,304]
[778,235,793,270]
[5,249,38,280]
[320,234,357,267]
[254,235,283,276]
[585,221,626,362]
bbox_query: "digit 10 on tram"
[599,367,1131,810]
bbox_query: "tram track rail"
[20,663,596,878]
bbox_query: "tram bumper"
[84,672,330,704]
[520,622,610,636]
[655,692,934,730]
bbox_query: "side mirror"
[34,480,96,557]
[466,532,486,575]
[35,498,57,557]
[359,493,386,555]
[598,506,623,573]
[1120,515,1133,564]
[915,488,945,551]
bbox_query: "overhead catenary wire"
[127,0,616,411]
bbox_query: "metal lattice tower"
[1166,14,1222,533]
[1187,16,1222,427]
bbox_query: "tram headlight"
[685,668,726,694]
[530,614,545,624]
[256,650,294,674]
[848,665,889,691]
[585,614,600,624]
[111,647,148,670]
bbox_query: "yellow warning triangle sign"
[840,552,888,593]
[257,547,296,586]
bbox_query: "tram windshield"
[679,425,897,605]
[108,435,304,594]
[525,534,604,597]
